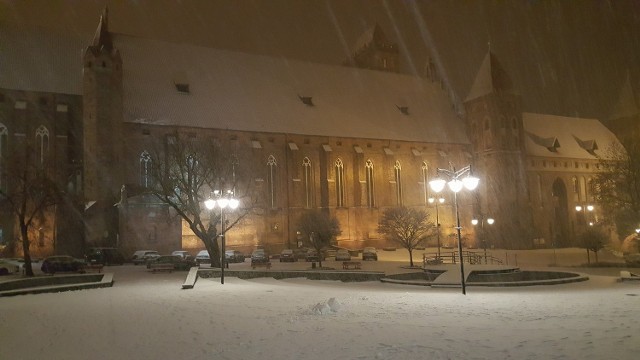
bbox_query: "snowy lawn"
[1,266,639,360]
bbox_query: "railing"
[423,251,503,266]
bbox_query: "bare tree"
[378,206,435,267]
[147,132,257,268]
[595,139,640,240]
[0,146,60,276]
[577,226,607,264]
[297,209,341,268]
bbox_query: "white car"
[335,249,351,261]
[0,258,21,275]
[195,250,211,264]
[171,250,190,259]
[131,250,160,265]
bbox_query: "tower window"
[175,83,190,94]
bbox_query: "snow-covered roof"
[523,113,620,159]
[115,34,468,144]
[466,51,515,102]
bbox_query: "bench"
[83,264,104,273]
[251,262,272,270]
[620,271,640,281]
[342,261,362,270]
[148,263,175,273]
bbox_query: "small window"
[175,83,190,94]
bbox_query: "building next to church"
[0,10,632,258]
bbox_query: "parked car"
[335,249,351,261]
[305,249,324,262]
[85,247,125,265]
[131,250,160,265]
[41,256,86,274]
[171,250,191,260]
[279,249,297,262]
[146,255,196,271]
[225,250,245,263]
[0,258,20,275]
[195,250,211,265]
[251,249,270,265]
[362,247,378,261]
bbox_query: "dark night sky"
[2,0,639,119]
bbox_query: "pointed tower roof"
[465,51,514,102]
[352,23,388,51]
[609,72,639,120]
[91,7,113,51]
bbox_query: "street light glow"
[429,178,446,193]
[204,198,216,210]
[487,218,495,225]
[471,219,479,225]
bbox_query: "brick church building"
[0,10,629,258]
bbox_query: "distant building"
[0,9,630,257]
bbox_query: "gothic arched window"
[335,158,345,207]
[140,151,152,187]
[366,159,375,207]
[267,155,277,208]
[35,125,49,165]
[421,161,429,205]
[303,157,313,208]
[0,124,7,191]
[394,161,403,205]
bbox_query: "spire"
[92,7,113,51]
[609,71,639,120]
[465,51,514,102]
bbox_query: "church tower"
[82,8,124,245]
[344,24,400,73]
[464,51,533,248]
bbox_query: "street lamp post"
[429,164,479,295]
[471,216,494,264]
[575,204,595,226]
[205,190,239,285]
[428,196,445,260]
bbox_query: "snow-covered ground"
[1,250,640,360]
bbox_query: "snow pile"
[309,297,341,315]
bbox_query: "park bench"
[342,261,361,270]
[620,271,640,282]
[148,263,175,273]
[83,264,104,273]
[251,262,272,270]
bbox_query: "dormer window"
[175,83,190,94]
[298,95,314,106]
[396,105,409,115]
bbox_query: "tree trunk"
[409,249,414,267]
[20,220,34,277]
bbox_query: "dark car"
[305,249,325,262]
[41,256,86,274]
[225,250,245,263]
[362,247,378,261]
[279,249,297,262]
[251,249,270,265]
[85,247,125,265]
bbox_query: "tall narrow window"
[140,151,152,187]
[267,155,277,209]
[421,162,429,205]
[537,174,543,205]
[303,157,313,208]
[572,176,579,201]
[335,158,345,207]
[394,161,403,205]
[366,159,375,207]
[0,124,7,191]
[35,125,49,165]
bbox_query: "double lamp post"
[205,190,239,285]
[429,164,479,295]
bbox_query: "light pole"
[205,190,239,285]
[429,164,479,295]
[471,216,494,264]
[428,196,445,260]
[575,204,595,226]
